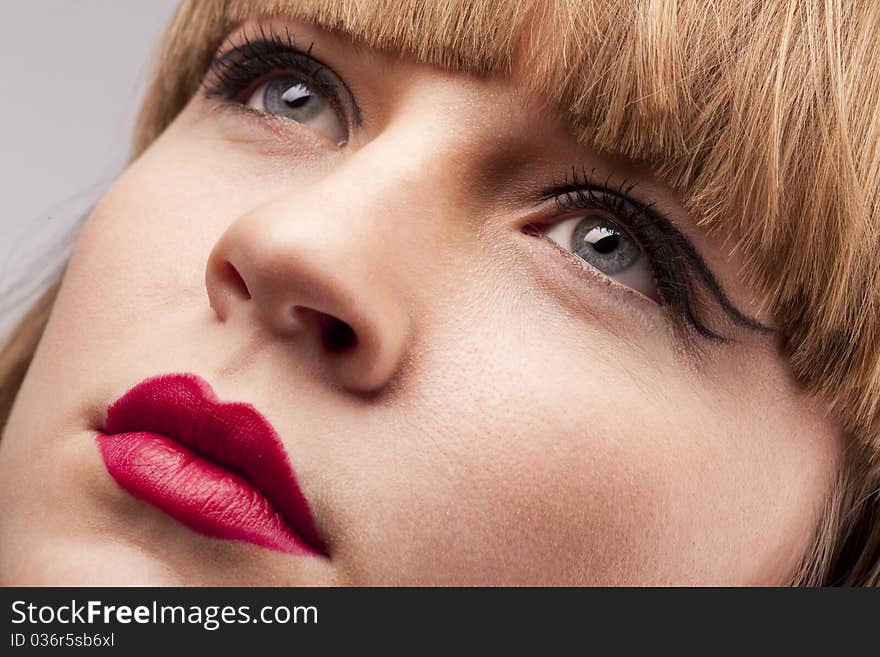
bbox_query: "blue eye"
[571,216,641,275]
[543,213,657,301]
[247,75,347,145]
[203,31,358,147]
[264,78,326,121]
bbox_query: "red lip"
[95,373,326,557]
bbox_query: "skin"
[0,16,844,585]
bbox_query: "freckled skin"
[0,19,842,585]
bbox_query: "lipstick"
[95,373,326,557]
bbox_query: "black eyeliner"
[201,24,364,127]
[538,174,773,341]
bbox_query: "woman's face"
[0,16,842,585]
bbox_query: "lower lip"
[96,431,317,555]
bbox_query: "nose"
[205,181,413,394]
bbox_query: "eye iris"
[571,216,640,275]
[264,77,325,121]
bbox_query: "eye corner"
[521,222,545,238]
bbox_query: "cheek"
[27,125,308,385]
[13,155,209,415]
[333,302,833,585]
[336,348,675,584]
[3,128,290,454]
[324,303,676,584]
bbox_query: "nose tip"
[205,242,411,395]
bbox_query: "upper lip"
[100,373,327,555]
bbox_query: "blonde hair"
[2,0,878,584]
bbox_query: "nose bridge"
[273,115,478,277]
[334,119,468,233]
[290,68,520,246]
[320,139,437,249]
[341,70,516,220]
[232,111,466,285]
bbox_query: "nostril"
[317,313,357,353]
[291,306,358,353]
[223,261,251,300]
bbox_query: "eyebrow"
[537,179,775,340]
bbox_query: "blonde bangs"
[133,0,880,458]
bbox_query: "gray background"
[0,0,180,337]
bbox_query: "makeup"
[202,24,363,131]
[95,374,326,557]
[536,171,772,341]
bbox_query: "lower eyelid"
[518,228,671,327]
[515,232,677,360]
[540,233,660,306]
[522,223,661,306]
[199,98,342,154]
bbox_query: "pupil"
[591,234,619,254]
[282,84,311,108]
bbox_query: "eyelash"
[539,170,769,342]
[201,30,767,343]
[201,26,355,127]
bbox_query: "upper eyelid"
[539,179,773,339]
[204,27,364,126]
[211,22,306,67]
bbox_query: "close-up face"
[0,6,857,585]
